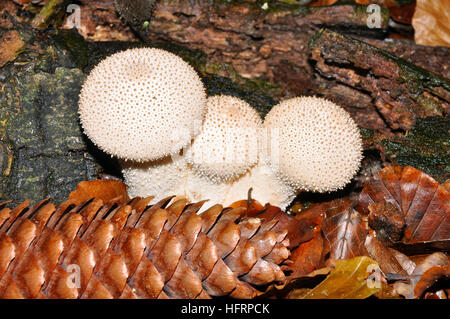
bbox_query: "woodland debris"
[0,30,24,67]
[309,29,450,131]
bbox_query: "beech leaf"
[356,166,450,247]
[294,256,381,299]
[412,0,450,47]
[322,199,368,260]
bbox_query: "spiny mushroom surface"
[122,154,188,200]
[263,96,363,192]
[185,95,262,182]
[79,47,206,162]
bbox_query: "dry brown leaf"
[414,264,450,298]
[388,3,415,24]
[0,30,24,68]
[283,228,325,280]
[443,180,450,192]
[322,199,368,260]
[308,0,338,7]
[356,166,450,246]
[393,252,449,299]
[68,179,130,206]
[365,233,413,275]
[412,0,450,47]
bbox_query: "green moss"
[53,30,89,69]
[31,0,66,30]
[359,127,374,140]
[382,117,450,182]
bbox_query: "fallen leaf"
[283,228,325,279]
[388,3,415,24]
[393,252,449,299]
[367,201,405,242]
[356,166,450,246]
[365,233,413,275]
[263,267,332,299]
[322,200,368,260]
[308,0,338,7]
[443,180,450,192]
[292,256,381,299]
[423,290,448,299]
[412,0,450,47]
[68,180,130,206]
[0,30,25,67]
[414,265,450,298]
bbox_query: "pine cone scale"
[0,195,291,299]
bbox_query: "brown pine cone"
[0,195,290,299]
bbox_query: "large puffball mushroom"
[185,95,262,182]
[78,47,206,162]
[263,96,363,192]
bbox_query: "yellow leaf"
[297,256,381,299]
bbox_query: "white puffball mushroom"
[263,96,363,192]
[185,168,232,205]
[79,47,206,162]
[185,95,262,182]
[122,154,188,200]
[222,164,297,209]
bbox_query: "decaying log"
[309,29,450,131]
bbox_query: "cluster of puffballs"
[79,48,363,210]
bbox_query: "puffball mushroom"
[185,95,262,182]
[263,96,363,193]
[122,154,188,199]
[184,95,262,204]
[184,95,296,209]
[78,47,206,162]
[222,164,297,209]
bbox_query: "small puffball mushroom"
[185,95,262,182]
[263,96,363,192]
[79,47,206,162]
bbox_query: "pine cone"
[0,196,290,299]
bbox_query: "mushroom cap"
[263,96,363,192]
[79,48,206,161]
[185,95,262,182]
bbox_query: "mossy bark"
[0,21,124,205]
